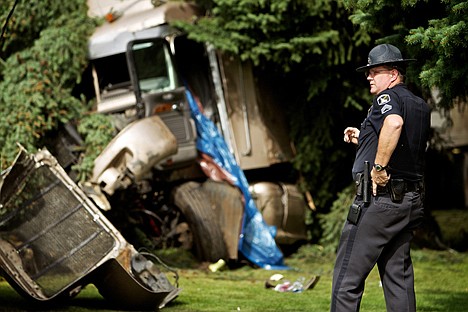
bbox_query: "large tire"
[172,181,228,262]
[200,180,244,261]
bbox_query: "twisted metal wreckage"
[0,147,180,309]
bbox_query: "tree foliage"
[177,0,362,71]
[178,0,468,213]
[75,113,115,181]
[343,0,468,111]
[406,1,468,111]
[318,183,355,252]
[0,0,113,176]
[176,0,373,208]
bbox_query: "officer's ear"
[390,69,398,81]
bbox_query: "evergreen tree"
[0,0,113,177]
[176,0,371,209]
[343,0,468,111]
[179,0,467,245]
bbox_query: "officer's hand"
[344,127,359,145]
[371,168,390,196]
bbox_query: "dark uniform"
[331,84,431,311]
[353,84,430,181]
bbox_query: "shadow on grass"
[418,290,468,312]
[0,293,121,312]
[0,282,165,312]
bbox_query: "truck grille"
[160,112,193,143]
[0,150,116,298]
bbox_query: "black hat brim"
[356,59,416,72]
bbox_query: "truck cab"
[84,0,308,265]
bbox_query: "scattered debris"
[265,274,320,293]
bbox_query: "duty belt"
[355,174,424,197]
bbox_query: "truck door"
[126,38,197,169]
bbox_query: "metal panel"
[87,1,198,59]
[218,55,294,170]
[0,149,121,300]
[0,148,180,309]
[91,115,178,195]
[250,182,308,245]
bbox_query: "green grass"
[432,210,468,251]
[1,246,467,311]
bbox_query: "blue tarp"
[185,89,288,270]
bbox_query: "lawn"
[1,245,467,312]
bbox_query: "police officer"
[330,44,431,312]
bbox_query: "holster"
[387,179,424,203]
[356,173,423,204]
[355,172,371,204]
[387,179,405,203]
[355,173,364,197]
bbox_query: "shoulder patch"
[377,94,391,105]
[381,104,392,114]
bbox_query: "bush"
[318,183,355,252]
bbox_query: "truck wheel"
[199,179,243,262]
[172,181,228,262]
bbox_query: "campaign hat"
[356,44,416,72]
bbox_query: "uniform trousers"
[330,191,424,312]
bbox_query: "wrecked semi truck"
[0,0,308,308]
[78,0,309,268]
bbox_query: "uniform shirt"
[352,83,431,181]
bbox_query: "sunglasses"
[364,69,392,78]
